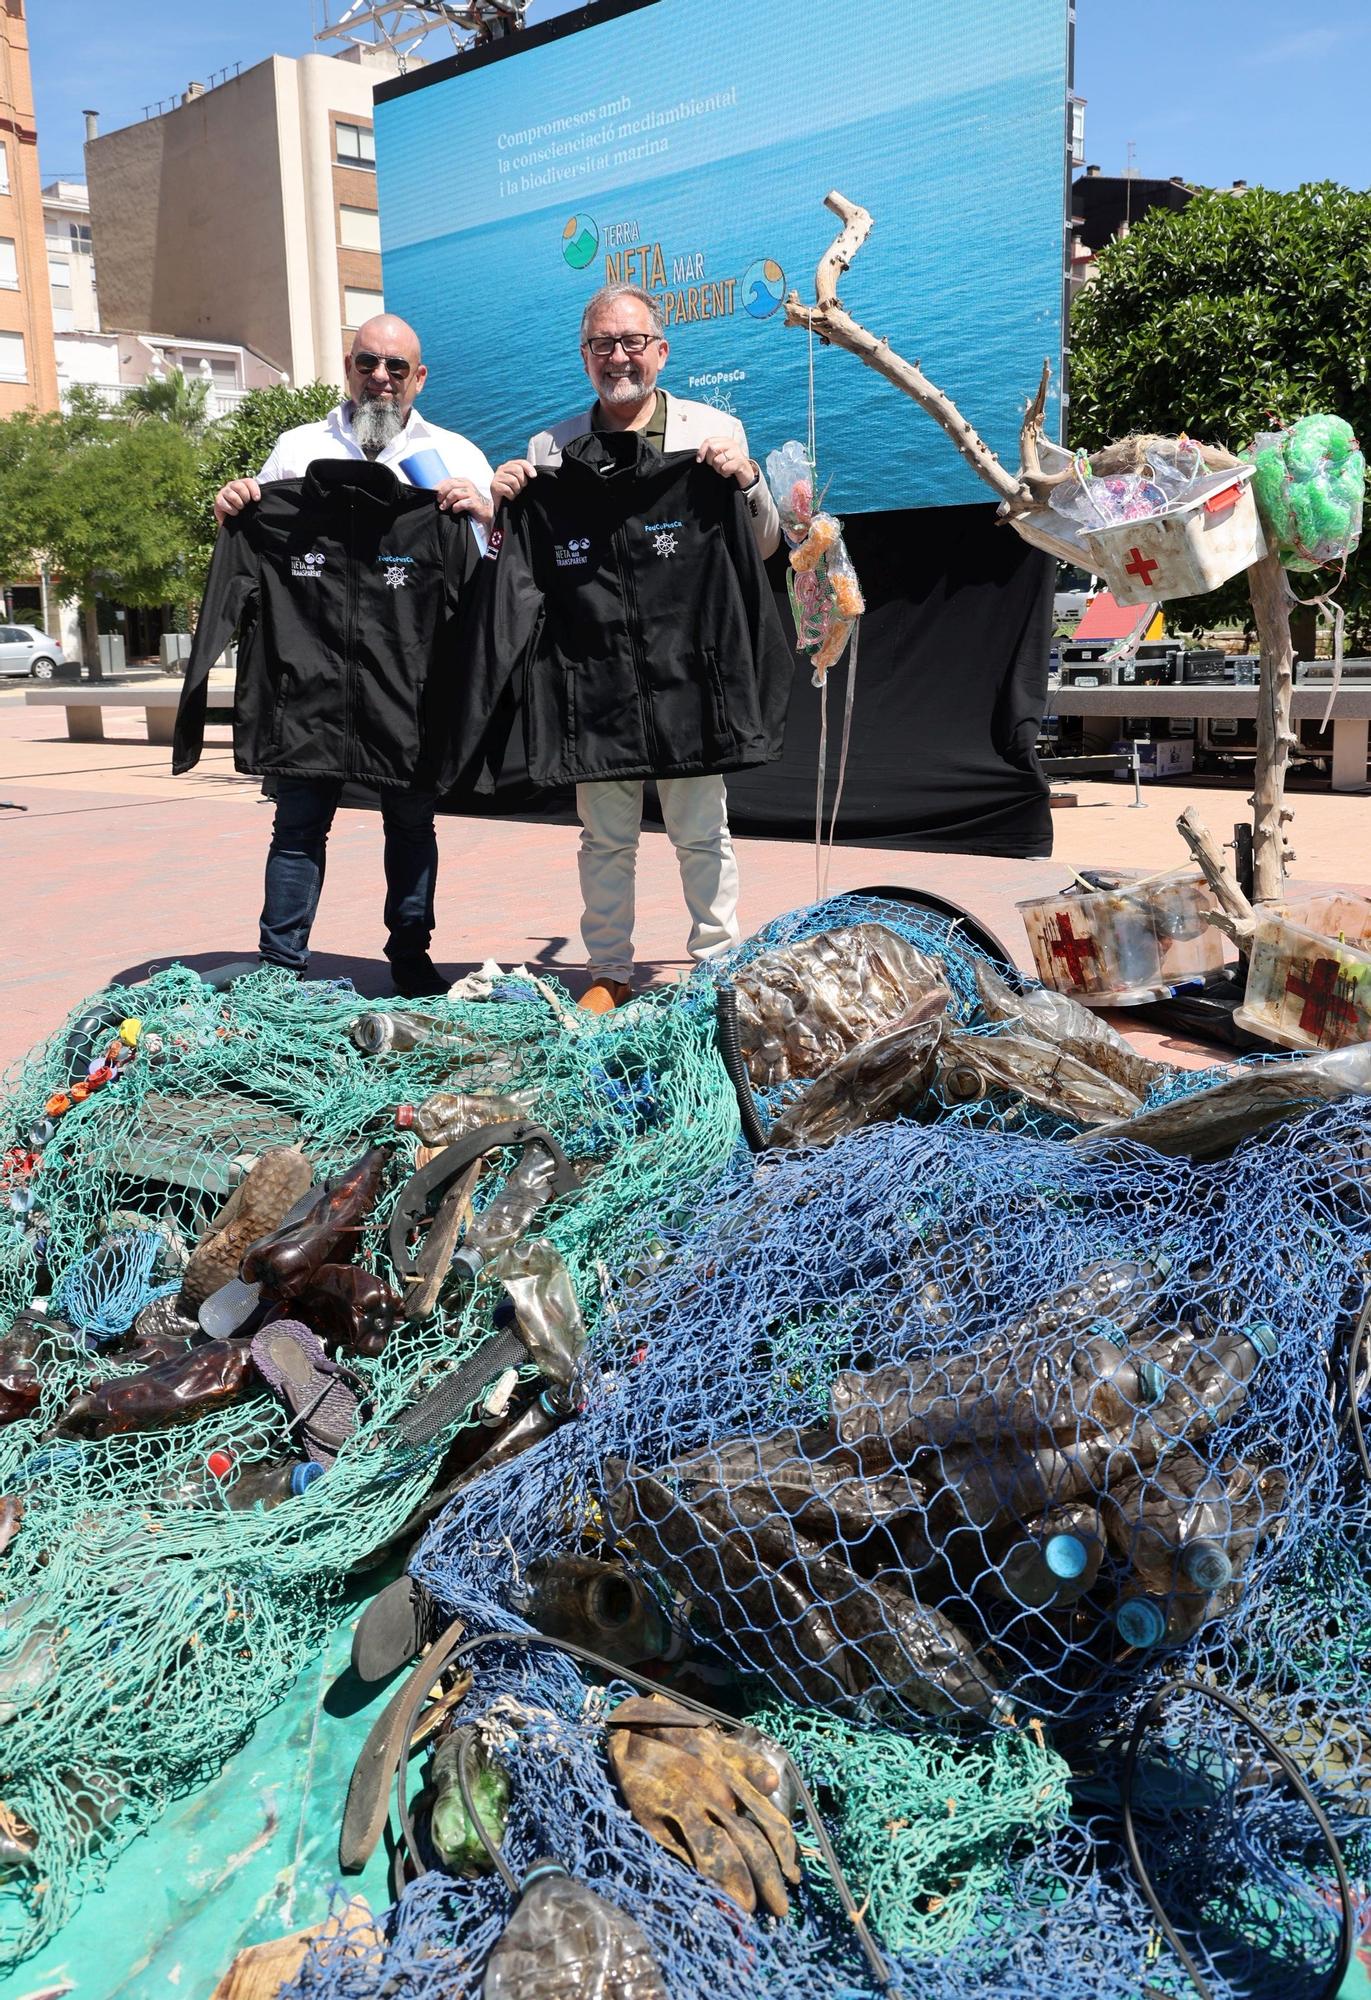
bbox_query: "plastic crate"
[1234,902,1371,1051]
[1082,465,1267,607]
[1018,868,1230,1007]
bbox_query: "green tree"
[1069,182,1371,642]
[0,401,202,662]
[188,379,337,590]
[123,366,211,437]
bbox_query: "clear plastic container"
[1234,910,1371,1051]
[1018,869,1229,1006]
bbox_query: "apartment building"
[43,177,98,333]
[85,45,399,389]
[0,0,58,412]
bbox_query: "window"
[339,203,380,252]
[49,255,70,287]
[0,239,17,290]
[343,286,384,327]
[0,142,9,195]
[51,307,74,332]
[335,122,375,169]
[0,332,26,382]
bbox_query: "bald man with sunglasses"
[209,316,495,997]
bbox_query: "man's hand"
[436,477,494,529]
[214,477,261,525]
[697,435,758,489]
[491,458,537,509]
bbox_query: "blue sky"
[31,0,1371,187]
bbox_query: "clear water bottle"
[395,1092,526,1146]
[483,1862,666,2000]
[1150,1320,1278,1438]
[454,1146,562,1280]
[1106,1455,1267,1595]
[985,1502,1105,1610]
[351,1009,457,1055]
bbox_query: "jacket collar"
[301,456,402,506]
[561,428,664,481]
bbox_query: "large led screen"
[375,0,1069,514]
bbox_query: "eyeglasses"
[351,350,412,380]
[583,332,658,357]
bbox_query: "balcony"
[58,380,253,418]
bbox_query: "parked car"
[0,624,66,680]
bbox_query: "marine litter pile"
[1,895,1369,2000]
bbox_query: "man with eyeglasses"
[207,315,495,998]
[490,282,780,1013]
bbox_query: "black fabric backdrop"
[435,499,1054,859]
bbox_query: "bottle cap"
[395,1104,415,1129]
[1136,1359,1166,1408]
[1245,1321,1278,1360]
[1044,1532,1089,1580]
[290,1461,325,1495]
[1113,1597,1167,1649]
[520,1859,569,1890]
[206,1449,235,1480]
[1181,1541,1232,1591]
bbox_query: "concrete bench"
[26,678,233,746]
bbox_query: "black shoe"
[351,1573,445,1682]
[390,955,447,999]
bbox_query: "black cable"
[715,985,770,1152]
[1337,1290,1371,1490]
[1120,1676,1353,2000]
[386,1624,901,1997]
[457,1725,520,1895]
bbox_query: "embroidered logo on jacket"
[651,530,678,558]
[381,558,412,589]
[555,537,592,568]
[485,528,503,562]
[290,551,326,578]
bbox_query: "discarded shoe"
[180,1146,313,1309]
[249,1319,366,1465]
[351,1572,442,1683]
[241,1145,388,1297]
[579,979,633,1015]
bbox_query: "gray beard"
[351,396,407,453]
[598,370,647,405]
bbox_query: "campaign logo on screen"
[741,258,785,320]
[562,215,599,269]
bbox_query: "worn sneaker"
[390,955,448,999]
[579,979,633,1014]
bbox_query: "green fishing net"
[1247,414,1365,572]
[0,964,740,1964]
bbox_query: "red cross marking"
[1124,546,1160,588]
[1284,957,1362,1043]
[1049,913,1099,987]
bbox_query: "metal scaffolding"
[312,1,527,68]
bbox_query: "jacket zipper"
[343,486,357,764]
[613,525,659,767]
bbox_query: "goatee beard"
[352,395,406,451]
[599,371,646,405]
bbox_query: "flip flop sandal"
[182,1148,314,1309]
[351,1572,442,1684]
[250,1319,367,1466]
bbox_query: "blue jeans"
[259,777,438,972]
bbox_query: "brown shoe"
[579,979,633,1015]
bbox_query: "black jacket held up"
[173,458,480,787]
[455,430,794,790]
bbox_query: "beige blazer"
[526,391,781,558]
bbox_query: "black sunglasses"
[352,351,412,380]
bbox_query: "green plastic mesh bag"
[1246,414,1365,572]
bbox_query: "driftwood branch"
[784,190,1296,903]
[1175,806,1257,945]
[783,191,1022,504]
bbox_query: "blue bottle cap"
[290,1461,325,1496]
[1114,1597,1167,1649]
[1044,1532,1089,1580]
[1136,1360,1166,1408]
[1244,1321,1278,1360]
[1181,1541,1232,1591]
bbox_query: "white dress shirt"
[258,401,495,501]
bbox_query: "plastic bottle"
[162,1452,323,1510]
[429,1730,511,1875]
[395,1092,525,1146]
[483,1861,666,2000]
[1149,1321,1278,1439]
[1106,1456,1266,1595]
[1110,1577,1243,1651]
[984,1503,1105,1610]
[453,1146,562,1280]
[351,1009,459,1056]
[507,1556,677,1666]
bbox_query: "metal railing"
[58,380,252,417]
